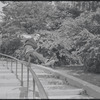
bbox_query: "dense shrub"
[76,8,100,35]
[0,37,23,55]
[83,48,100,73]
[37,46,54,59]
[13,46,24,60]
[78,37,100,73]
[50,44,80,65]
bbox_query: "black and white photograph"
[0,1,99,99]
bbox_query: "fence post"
[2,56,3,67]
[26,56,31,98]
[11,59,13,73]
[1,56,3,67]
[16,61,18,78]
[33,78,35,98]
[6,58,8,69]
[21,63,23,86]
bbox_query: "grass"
[55,65,100,87]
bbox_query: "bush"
[84,49,100,73]
[76,9,100,35]
[13,47,24,60]
[0,37,23,55]
[79,37,100,73]
[51,44,80,65]
[37,46,54,59]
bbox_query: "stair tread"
[49,95,93,99]
[43,84,79,90]
[0,61,94,99]
[46,89,84,96]
[0,86,28,99]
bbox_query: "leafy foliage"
[1,1,100,73]
[78,37,100,73]
[1,1,50,35]
[0,37,23,55]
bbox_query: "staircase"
[0,61,22,99]
[0,59,94,99]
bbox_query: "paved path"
[0,61,94,99]
[0,62,24,99]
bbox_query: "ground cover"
[55,66,100,87]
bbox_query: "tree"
[1,1,51,35]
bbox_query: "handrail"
[0,53,48,99]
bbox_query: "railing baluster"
[5,57,6,67]
[1,57,3,66]
[6,58,8,69]
[0,53,48,99]
[11,59,13,73]
[27,66,29,98]
[2,56,3,67]
[26,56,31,98]
[33,78,35,98]
[16,61,18,78]
[21,63,23,86]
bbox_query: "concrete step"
[0,79,19,83]
[32,69,44,73]
[0,68,10,71]
[7,65,23,69]
[0,72,16,76]
[49,95,94,99]
[43,84,78,90]
[0,82,36,99]
[0,70,10,73]
[16,72,32,76]
[0,86,30,99]
[39,78,64,85]
[0,79,20,87]
[13,69,28,73]
[0,75,18,79]
[35,72,52,75]
[0,67,8,70]
[37,74,54,79]
[46,89,84,96]
[0,67,9,69]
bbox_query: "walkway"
[0,61,22,99]
[0,60,94,99]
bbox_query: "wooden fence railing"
[0,53,48,99]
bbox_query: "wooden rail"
[0,53,48,99]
